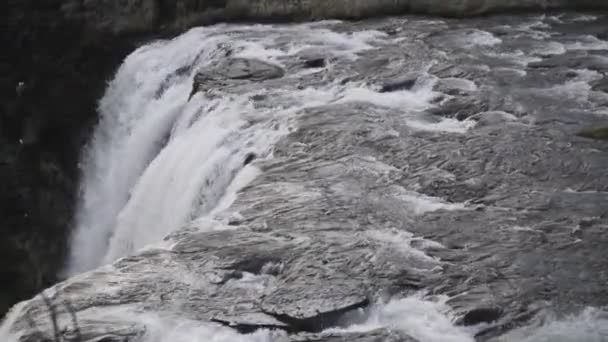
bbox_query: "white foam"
[337,85,438,111]
[497,307,608,342]
[395,189,468,215]
[532,41,567,56]
[570,15,598,23]
[462,30,502,48]
[565,35,608,51]
[569,69,603,83]
[68,30,232,275]
[212,165,262,215]
[541,81,592,103]
[329,294,475,342]
[367,229,443,265]
[511,225,535,232]
[486,50,542,66]
[144,315,285,342]
[407,118,476,134]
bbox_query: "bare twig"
[40,292,61,342]
[63,300,82,342]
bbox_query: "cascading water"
[66,22,455,275]
[67,29,239,274]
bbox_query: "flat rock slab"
[286,329,419,342]
[192,57,285,96]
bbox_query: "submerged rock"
[286,329,419,342]
[591,77,608,93]
[461,307,503,326]
[379,72,421,92]
[577,127,608,140]
[190,58,285,97]
[470,111,518,128]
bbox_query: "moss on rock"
[577,127,608,140]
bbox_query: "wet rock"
[429,96,489,120]
[577,127,608,140]
[470,111,518,128]
[591,77,608,93]
[430,64,488,80]
[528,52,608,72]
[191,58,285,96]
[286,329,419,342]
[379,72,421,92]
[16,320,146,342]
[304,58,327,68]
[263,298,369,333]
[462,307,503,326]
[301,55,327,68]
[434,77,478,96]
[244,153,257,166]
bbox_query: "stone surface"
[3,3,608,342]
[591,77,608,92]
[191,58,285,97]
[577,127,608,140]
[379,72,422,92]
[285,330,419,342]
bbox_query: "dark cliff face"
[0,0,139,316]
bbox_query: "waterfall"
[65,23,422,275]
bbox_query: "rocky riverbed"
[2,10,608,342]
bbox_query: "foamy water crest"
[328,294,475,342]
[498,307,608,342]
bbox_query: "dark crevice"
[211,319,288,334]
[262,299,370,334]
[213,299,370,335]
[460,307,503,326]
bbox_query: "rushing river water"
[2,12,608,342]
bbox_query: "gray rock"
[434,77,478,96]
[591,77,608,93]
[470,111,518,128]
[528,52,608,72]
[429,96,489,120]
[285,329,419,342]
[379,72,422,92]
[191,58,285,97]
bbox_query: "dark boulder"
[461,307,503,326]
[191,58,285,97]
[379,72,421,93]
[303,57,327,69]
[577,127,608,140]
[591,77,608,93]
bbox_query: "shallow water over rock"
[2,11,608,342]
